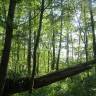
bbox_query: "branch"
[4,59,96,95]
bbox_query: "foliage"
[0,0,96,96]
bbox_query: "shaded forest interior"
[0,0,96,96]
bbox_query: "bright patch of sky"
[54,9,87,60]
[72,10,81,27]
[92,0,96,7]
[53,10,61,16]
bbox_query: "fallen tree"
[4,59,96,96]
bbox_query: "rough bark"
[0,0,16,96]
[4,59,96,95]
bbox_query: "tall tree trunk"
[27,10,32,77]
[50,1,55,70]
[66,30,69,64]
[27,11,32,96]
[0,0,16,96]
[88,0,96,58]
[66,1,70,64]
[16,31,20,74]
[47,43,51,72]
[52,30,55,69]
[71,33,74,60]
[56,0,63,70]
[36,51,39,75]
[83,5,88,62]
[48,49,50,72]
[84,31,88,62]
[78,29,81,61]
[30,0,44,91]
[27,12,32,95]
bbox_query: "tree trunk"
[36,52,40,75]
[4,59,96,95]
[27,10,32,77]
[0,0,16,96]
[66,30,69,64]
[56,0,63,70]
[31,0,44,91]
[50,1,56,70]
[83,5,88,62]
[88,0,96,58]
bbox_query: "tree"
[56,0,63,70]
[4,59,96,96]
[51,2,56,70]
[27,10,32,77]
[88,0,96,58]
[0,0,96,96]
[31,0,45,91]
[0,0,16,96]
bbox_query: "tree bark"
[56,0,63,70]
[31,0,44,91]
[0,0,16,96]
[4,59,96,95]
[83,4,88,62]
[88,0,96,58]
[50,1,56,70]
[27,10,32,77]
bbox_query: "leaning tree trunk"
[4,59,96,95]
[0,0,16,96]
